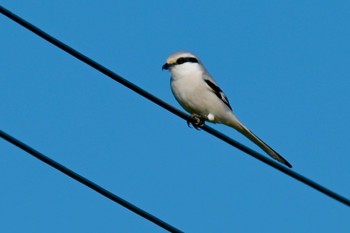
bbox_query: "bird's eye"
[176,57,185,64]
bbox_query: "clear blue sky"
[1,1,349,232]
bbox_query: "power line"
[0,4,349,210]
[0,130,183,233]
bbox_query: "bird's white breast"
[171,64,213,116]
[169,62,233,123]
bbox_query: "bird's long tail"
[227,118,292,168]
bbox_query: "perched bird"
[162,51,292,168]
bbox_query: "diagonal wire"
[0,129,183,233]
[1,5,349,210]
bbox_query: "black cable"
[0,130,183,233]
[1,6,349,209]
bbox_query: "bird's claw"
[187,114,205,130]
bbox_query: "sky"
[1,1,349,232]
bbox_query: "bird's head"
[162,51,202,76]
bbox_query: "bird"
[162,51,292,168]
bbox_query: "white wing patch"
[207,113,215,121]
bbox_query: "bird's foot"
[187,114,206,130]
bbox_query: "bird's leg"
[187,114,206,130]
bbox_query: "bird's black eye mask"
[176,57,199,65]
[162,57,198,70]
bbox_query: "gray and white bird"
[162,51,292,168]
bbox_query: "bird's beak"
[162,63,170,70]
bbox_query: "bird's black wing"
[204,79,232,110]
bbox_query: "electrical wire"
[1,5,349,213]
[0,129,183,233]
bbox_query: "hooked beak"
[162,63,170,70]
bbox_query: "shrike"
[162,51,292,168]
